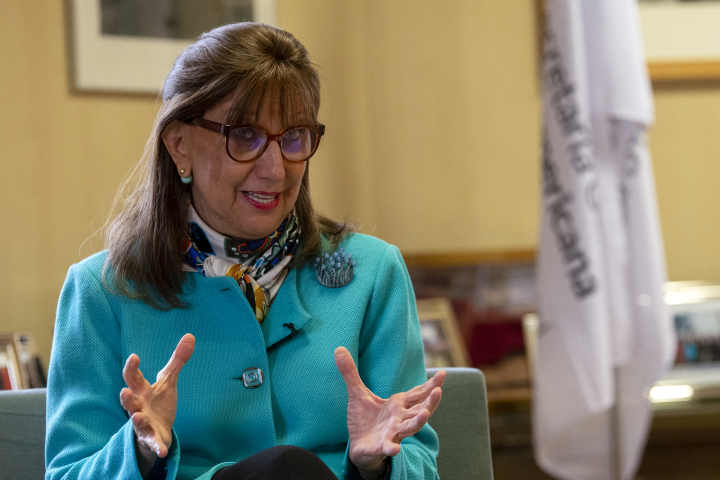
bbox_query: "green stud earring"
[179,169,193,184]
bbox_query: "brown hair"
[104,22,349,310]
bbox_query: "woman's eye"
[232,128,256,140]
[284,128,304,141]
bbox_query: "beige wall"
[1,0,718,365]
[651,84,720,282]
[0,2,161,367]
[282,0,542,252]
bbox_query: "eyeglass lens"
[228,127,318,161]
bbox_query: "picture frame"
[416,298,471,369]
[0,333,46,390]
[67,0,277,94]
[638,1,720,81]
[0,334,22,390]
[536,0,720,82]
[13,333,46,389]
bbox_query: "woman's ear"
[162,120,191,171]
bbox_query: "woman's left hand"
[334,347,446,479]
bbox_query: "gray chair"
[427,368,494,480]
[0,388,46,479]
[0,368,492,480]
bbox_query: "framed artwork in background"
[0,335,22,390]
[638,0,720,81]
[0,333,46,390]
[67,0,277,94]
[536,0,720,81]
[416,298,471,369]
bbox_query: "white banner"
[534,1,676,479]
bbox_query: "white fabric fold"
[534,2,675,479]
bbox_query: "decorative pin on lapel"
[315,248,356,288]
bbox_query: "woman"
[45,22,444,480]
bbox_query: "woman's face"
[176,96,308,240]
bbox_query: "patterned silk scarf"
[182,204,301,323]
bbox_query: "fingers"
[382,441,402,457]
[424,386,443,418]
[132,413,169,458]
[407,386,443,418]
[397,387,442,441]
[397,408,431,439]
[123,354,148,392]
[138,433,168,459]
[334,346,367,397]
[119,387,144,414]
[404,370,446,407]
[157,334,196,384]
[156,443,169,459]
[131,411,151,430]
[174,333,196,363]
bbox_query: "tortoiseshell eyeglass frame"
[185,117,326,163]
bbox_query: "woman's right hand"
[120,334,195,473]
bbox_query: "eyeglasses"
[186,117,325,162]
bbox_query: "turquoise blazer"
[45,234,439,480]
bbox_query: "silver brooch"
[315,248,356,288]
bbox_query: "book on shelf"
[0,332,46,390]
[673,308,720,364]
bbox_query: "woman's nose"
[254,140,285,180]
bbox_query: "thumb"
[334,346,366,397]
[157,333,196,384]
[173,333,195,363]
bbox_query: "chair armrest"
[0,388,47,479]
[427,368,494,480]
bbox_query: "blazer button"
[242,367,264,388]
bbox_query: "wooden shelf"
[402,249,536,268]
[649,61,720,82]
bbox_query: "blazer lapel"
[261,267,312,349]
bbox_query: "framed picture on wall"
[416,298,471,369]
[638,0,720,81]
[67,0,276,94]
